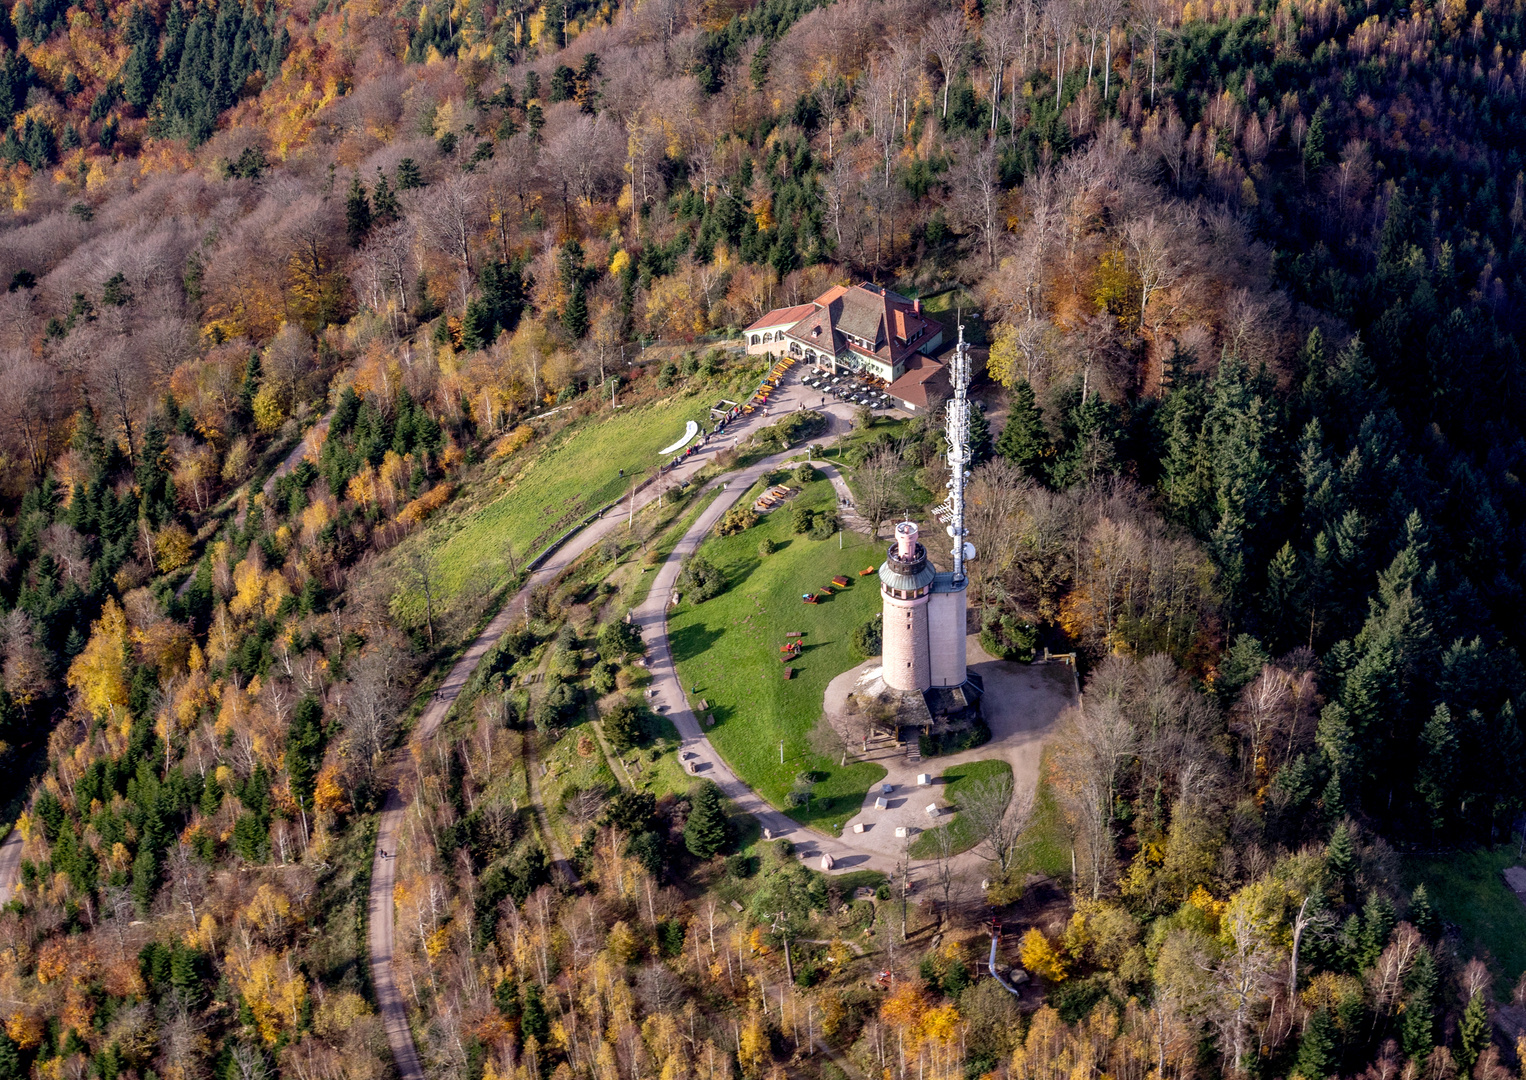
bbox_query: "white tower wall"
[927,583,967,687]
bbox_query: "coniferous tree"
[995,379,1048,473]
[1292,1008,1337,1080]
[345,175,373,248]
[1457,988,1490,1072]
[683,780,730,859]
[1400,946,1438,1061]
[395,157,423,190]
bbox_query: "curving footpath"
[630,458,901,875]
[367,390,823,1080]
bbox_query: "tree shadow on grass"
[670,621,724,663]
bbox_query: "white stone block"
[894,827,908,838]
[853,822,866,834]
[874,797,889,810]
[925,803,939,817]
[917,773,932,786]
[881,783,894,795]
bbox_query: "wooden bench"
[859,566,876,576]
[784,667,794,680]
[831,576,851,587]
[785,631,804,638]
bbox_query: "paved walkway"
[0,828,21,905]
[827,652,1074,863]
[367,375,836,1080]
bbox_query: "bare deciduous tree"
[853,446,902,539]
[961,769,1035,877]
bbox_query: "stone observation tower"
[878,327,975,694]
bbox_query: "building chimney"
[895,521,919,559]
[913,298,921,315]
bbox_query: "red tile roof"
[886,354,951,410]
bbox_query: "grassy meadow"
[1406,846,1526,992]
[379,382,745,644]
[668,478,888,834]
[907,759,1012,858]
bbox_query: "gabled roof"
[745,303,817,332]
[886,354,951,410]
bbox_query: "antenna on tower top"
[946,325,971,584]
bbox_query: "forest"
[0,0,1525,1076]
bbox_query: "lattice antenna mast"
[945,325,971,583]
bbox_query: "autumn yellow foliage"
[66,597,129,720]
[1018,927,1069,982]
[397,482,454,526]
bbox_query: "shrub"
[718,505,758,536]
[758,537,777,557]
[603,698,646,752]
[598,620,643,662]
[657,362,677,387]
[791,506,816,534]
[678,555,725,602]
[851,614,883,658]
[980,611,1039,662]
[794,463,816,484]
[724,853,758,878]
[590,660,617,695]
[808,511,838,540]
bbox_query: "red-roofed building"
[744,283,944,383]
[885,353,953,414]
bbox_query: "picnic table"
[831,576,851,587]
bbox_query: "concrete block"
[874,797,889,810]
[881,783,894,795]
[852,822,866,834]
[917,773,932,786]
[925,803,939,817]
[894,827,908,838]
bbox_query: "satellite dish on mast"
[963,541,977,562]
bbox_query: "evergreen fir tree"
[561,284,588,338]
[345,175,372,248]
[1400,946,1437,1061]
[395,157,423,190]
[965,402,991,465]
[1325,820,1356,892]
[521,983,549,1041]
[683,780,730,859]
[1408,884,1438,939]
[0,1030,22,1080]
[1457,990,1490,1073]
[1292,1008,1337,1080]
[372,170,400,223]
[994,379,1048,473]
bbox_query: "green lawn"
[1406,846,1526,992]
[1011,746,1070,880]
[907,759,1012,858]
[382,386,738,638]
[668,479,887,834]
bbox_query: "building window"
[751,334,760,345]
